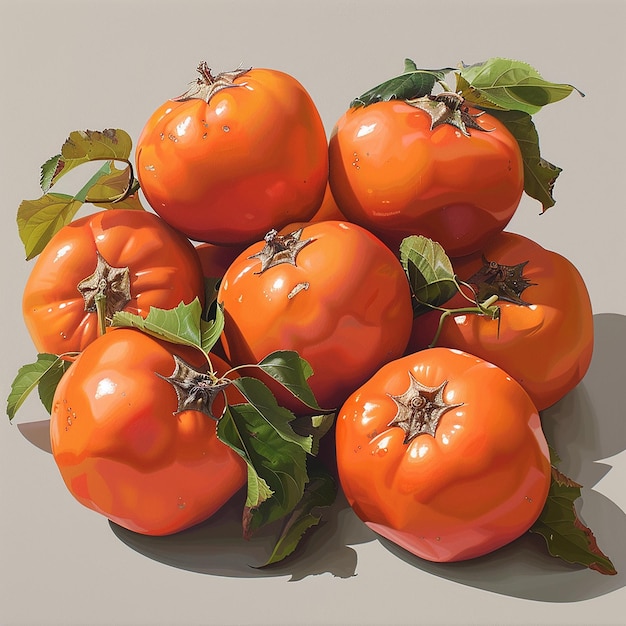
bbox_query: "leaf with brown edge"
[217,402,308,538]
[19,129,139,259]
[49,129,133,188]
[530,465,617,575]
[488,109,562,212]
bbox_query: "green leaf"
[255,350,323,411]
[217,403,308,537]
[217,405,274,511]
[530,465,617,575]
[260,465,338,567]
[454,74,510,111]
[457,57,583,115]
[292,412,336,456]
[7,354,70,420]
[50,129,134,188]
[38,357,72,414]
[399,235,459,315]
[40,154,63,193]
[17,193,83,260]
[351,58,454,107]
[231,376,313,453]
[112,298,204,348]
[200,302,224,355]
[490,110,562,212]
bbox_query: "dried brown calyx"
[173,62,251,104]
[77,250,131,320]
[159,354,231,419]
[248,228,314,274]
[467,256,536,306]
[406,91,492,137]
[388,373,463,444]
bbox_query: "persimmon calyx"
[249,228,314,274]
[406,91,492,136]
[159,354,231,419]
[173,62,251,104]
[387,374,463,443]
[77,251,131,319]
[467,256,536,306]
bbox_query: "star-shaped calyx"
[406,91,491,137]
[159,354,231,419]
[173,61,251,104]
[388,373,463,444]
[248,228,314,274]
[467,256,536,306]
[77,250,131,319]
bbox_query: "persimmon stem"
[95,291,107,337]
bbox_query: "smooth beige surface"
[2,1,625,624]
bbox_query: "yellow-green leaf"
[88,162,144,210]
[17,193,83,260]
[458,58,583,115]
[50,129,133,187]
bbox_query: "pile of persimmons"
[9,58,615,574]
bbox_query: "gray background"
[1,1,625,624]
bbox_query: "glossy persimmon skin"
[217,221,414,412]
[408,232,594,411]
[22,209,205,356]
[335,347,551,563]
[328,101,524,257]
[50,329,247,536]
[136,68,329,246]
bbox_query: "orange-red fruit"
[408,232,594,411]
[218,220,414,412]
[22,209,205,355]
[336,347,551,562]
[329,100,524,257]
[50,328,247,536]
[136,66,329,246]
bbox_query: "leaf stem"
[429,294,499,348]
[83,159,136,204]
[73,161,114,203]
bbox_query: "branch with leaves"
[351,57,584,212]
[18,129,143,260]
